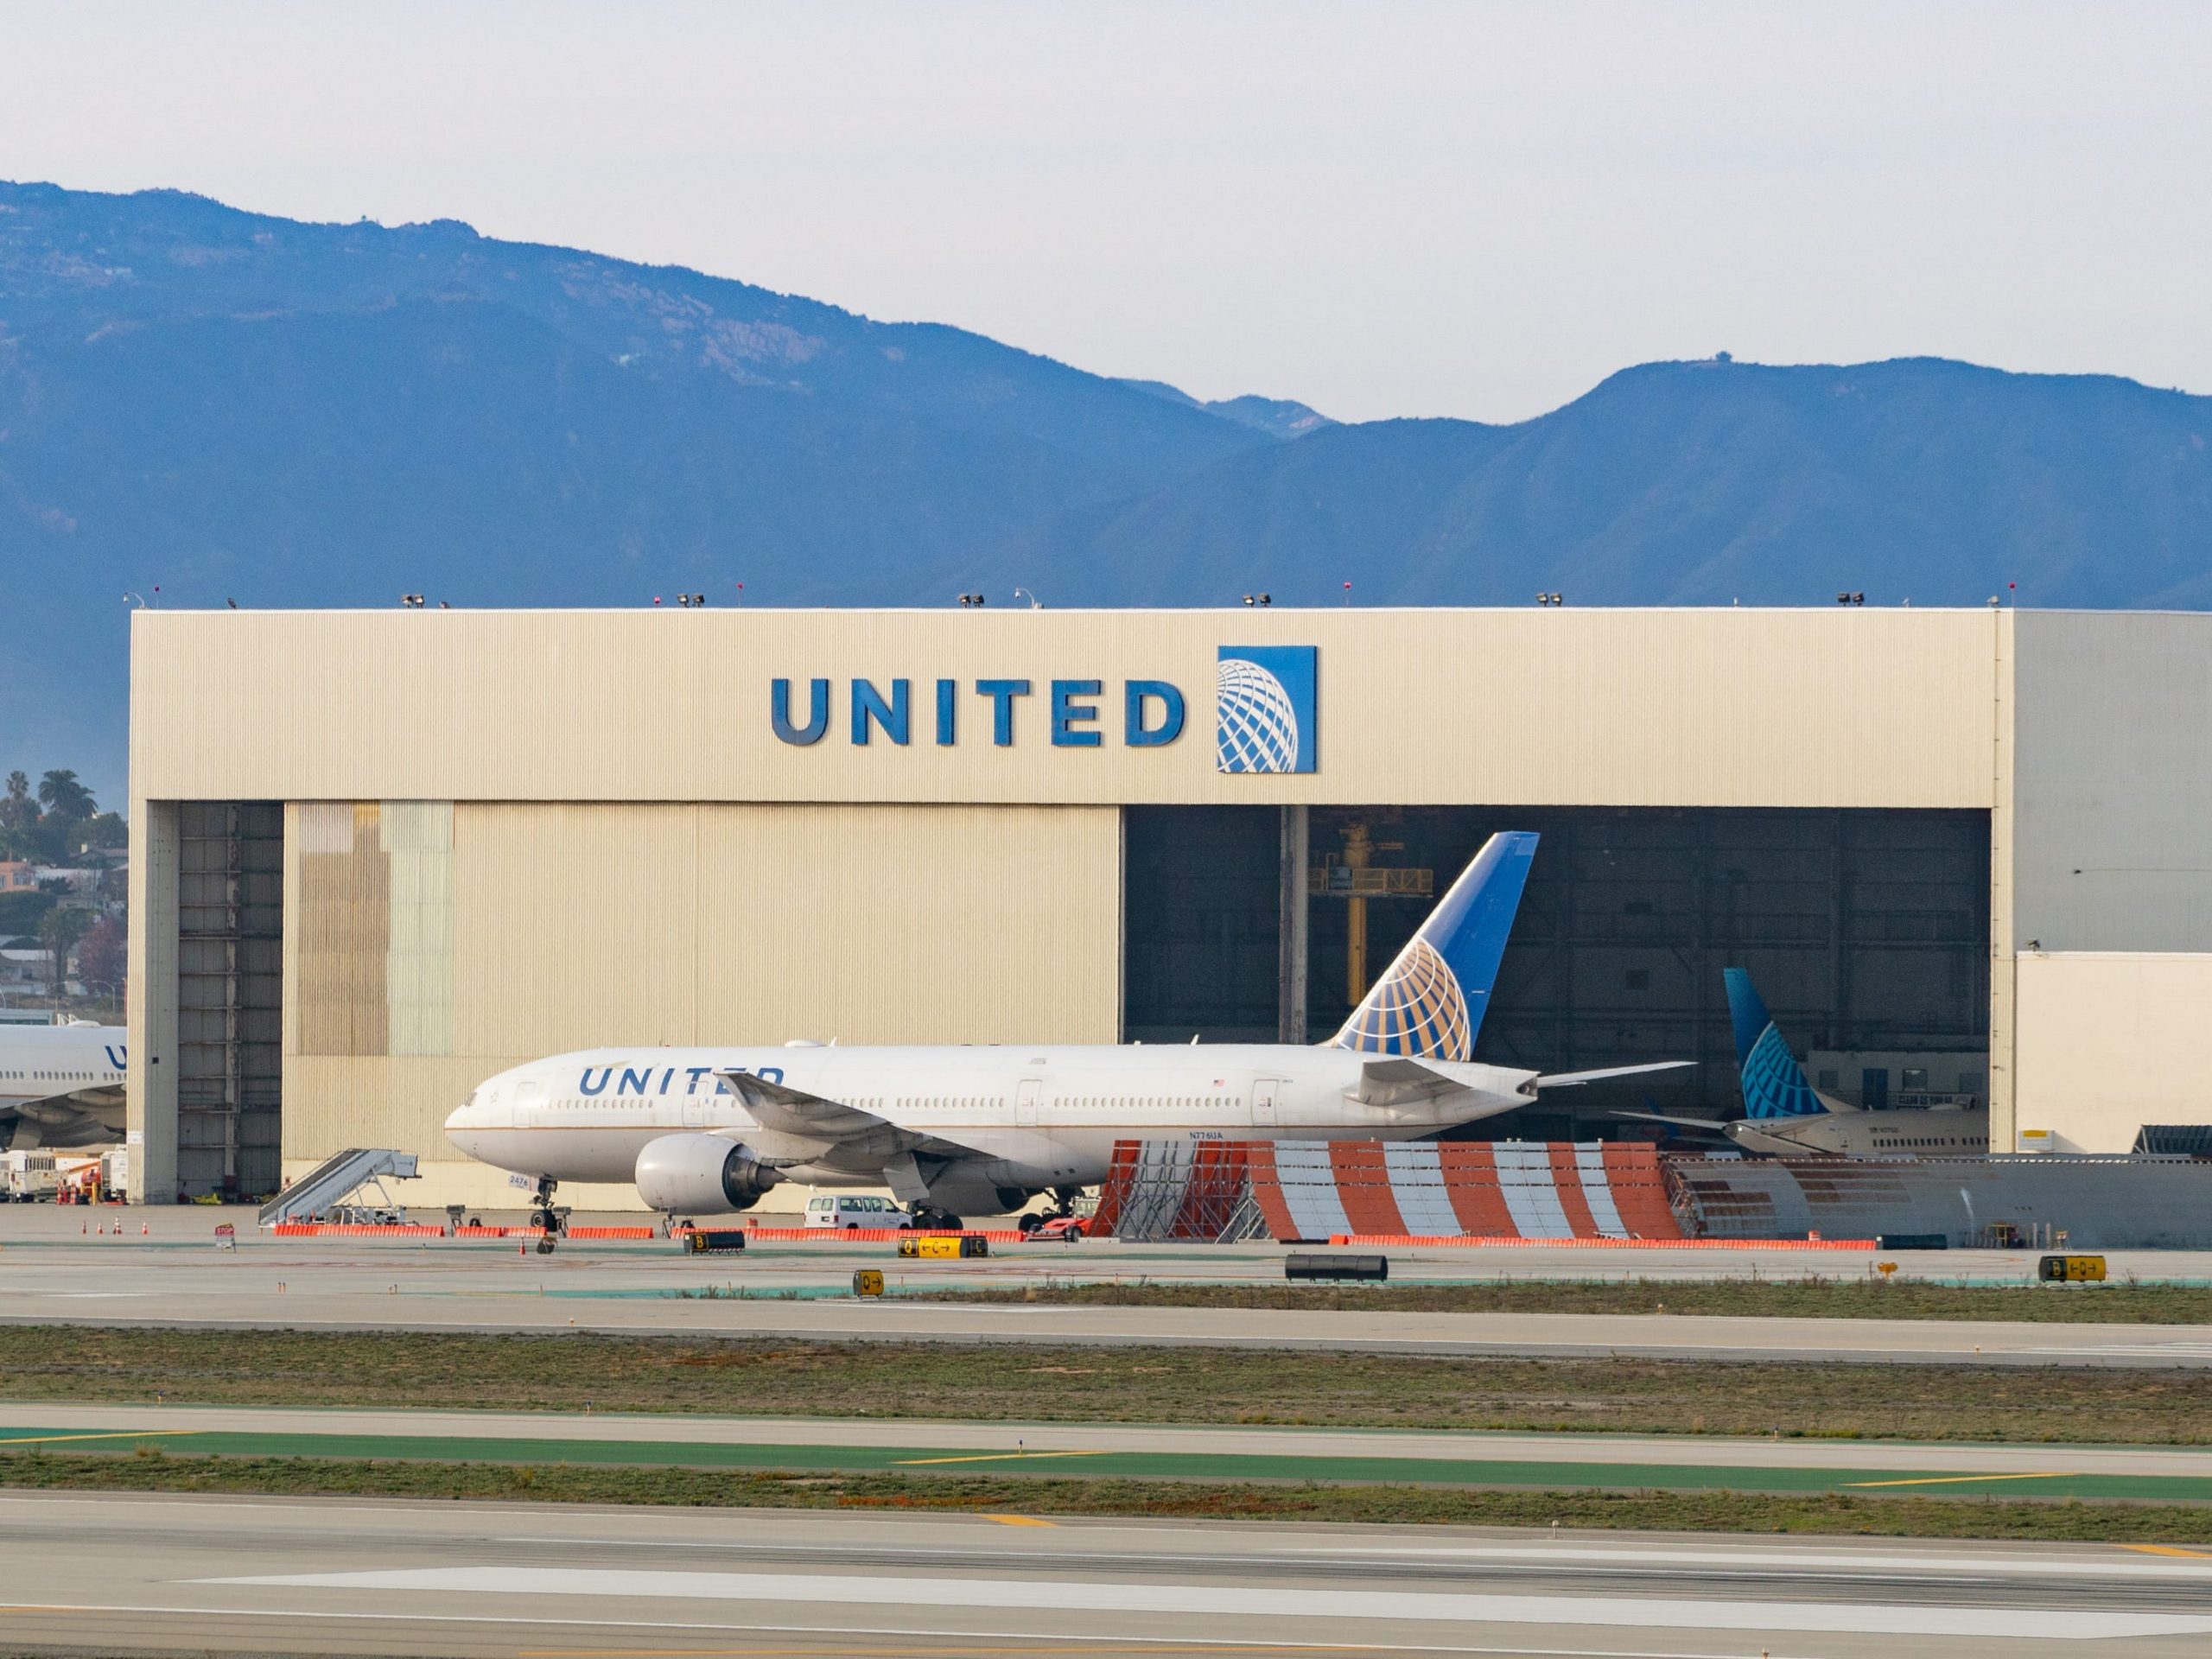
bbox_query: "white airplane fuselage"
[0,1022,127,1149]
[1728,1102,1991,1158]
[447,1041,1538,1205]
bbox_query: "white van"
[804,1193,904,1230]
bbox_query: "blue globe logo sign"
[1215,645,1318,773]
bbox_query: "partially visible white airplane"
[0,1019,127,1150]
[1622,969,1988,1157]
[446,832,1692,1236]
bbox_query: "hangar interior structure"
[124,607,2212,1206]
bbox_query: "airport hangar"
[121,606,2212,1207]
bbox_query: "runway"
[6,1402,2209,1501]
[5,1489,2212,1657]
[4,1215,2210,1367]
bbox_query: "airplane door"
[683,1079,707,1128]
[1016,1079,1041,1127]
[1251,1077,1281,1128]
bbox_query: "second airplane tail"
[1724,967,1826,1120]
[1330,830,1538,1063]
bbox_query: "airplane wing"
[1532,1061,1696,1089]
[712,1069,984,1166]
[1609,1108,1732,1135]
[1350,1058,1468,1109]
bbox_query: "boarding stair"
[257,1147,420,1228]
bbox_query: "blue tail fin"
[1724,967,1824,1120]
[1331,831,1538,1061]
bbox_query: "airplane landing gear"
[530,1175,564,1254]
[908,1205,963,1231]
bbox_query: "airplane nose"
[445,1091,486,1149]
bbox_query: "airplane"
[444,831,1692,1239]
[1621,968,1989,1157]
[0,1019,127,1151]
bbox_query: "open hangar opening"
[1124,804,1991,1135]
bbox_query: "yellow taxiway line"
[1846,1471,2067,1488]
[893,1449,1113,1466]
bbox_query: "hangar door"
[175,801,284,1198]
[1122,805,1989,1122]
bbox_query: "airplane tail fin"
[1330,831,1538,1062]
[1724,967,1824,1120]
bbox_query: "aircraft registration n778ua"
[444,832,1688,1233]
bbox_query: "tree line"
[0,769,126,1005]
[0,769,124,863]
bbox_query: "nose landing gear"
[529,1175,566,1254]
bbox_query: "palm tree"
[36,770,95,825]
[0,772,29,834]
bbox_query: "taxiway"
[5,1490,2212,1657]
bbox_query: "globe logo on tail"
[1336,937,1473,1061]
[1215,645,1318,773]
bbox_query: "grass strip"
[4,1447,2209,1545]
[917,1275,2212,1323]
[13,1424,2209,1502]
[4,1325,2210,1445]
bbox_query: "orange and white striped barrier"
[733,1226,1023,1243]
[1246,1139,1688,1243]
[1327,1232,1878,1250]
[269,1223,444,1237]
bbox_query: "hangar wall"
[2014,952,2212,1153]
[275,801,1122,1207]
[2012,612,2212,951]
[130,608,2002,808]
[2006,612,2212,1152]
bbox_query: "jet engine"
[633,1134,782,1215]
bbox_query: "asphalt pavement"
[6,1489,2212,1657]
[7,1209,2212,1367]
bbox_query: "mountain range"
[3,181,2209,802]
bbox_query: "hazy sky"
[3,1,2205,423]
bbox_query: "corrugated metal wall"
[279,801,1122,1200]
[132,608,2001,809]
[2014,612,2212,952]
[2001,613,2212,1149]
[2014,951,2212,1152]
